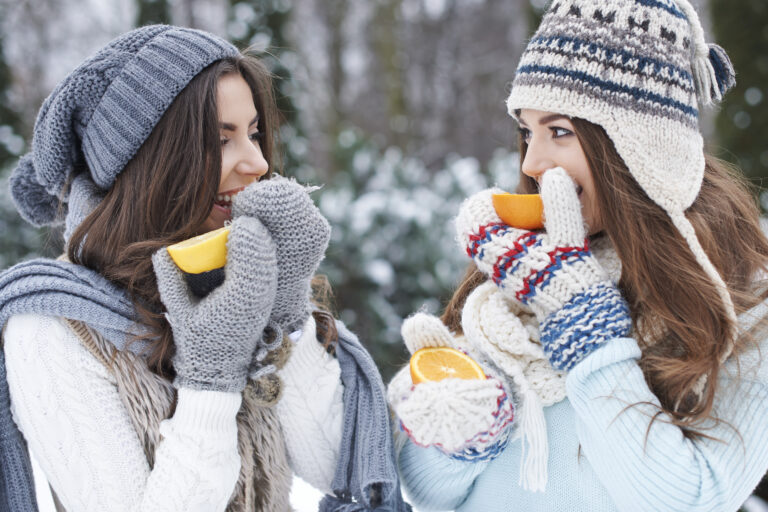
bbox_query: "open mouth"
[213,186,247,216]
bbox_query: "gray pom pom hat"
[10,25,238,233]
[506,0,739,359]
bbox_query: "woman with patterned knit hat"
[388,0,768,510]
[0,26,408,512]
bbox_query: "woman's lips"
[210,185,249,224]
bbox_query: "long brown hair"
[68,54,336,375]
[442,117,768,431]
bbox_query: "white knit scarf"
[456,236,622,492]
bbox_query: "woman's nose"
[237,142,269,179]
[521,139,554,181]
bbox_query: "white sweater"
[3,313,344,512]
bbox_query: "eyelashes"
[220,132,264,146]
[517,126,573,143]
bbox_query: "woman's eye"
[220,137,230,146]
[250,132,265,144]
[518,127,531,142]
[551,127,573,138]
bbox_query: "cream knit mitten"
[388,313,515,461]
[152,216,278,392]
[455,167,631,371]
[233,175,331,334]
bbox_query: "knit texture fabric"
[456,168,632,370]
[505,0,739,356]
[232,175,331,334]
[396,296,768,511]
[152,216,278,393]
[10,25,238,230]
[67,319,294,511]
[388,236,629,494]
[320,320,412,512]
[0,259,146,512]
[387,313,516,462]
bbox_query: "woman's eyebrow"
[538,114,570,124]
[219,115,259,131]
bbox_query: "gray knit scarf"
[322,321,411,512]
[0,258,409,511]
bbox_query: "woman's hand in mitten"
[152,216,278,393]
[387,313,515,461]
[455,167,631,370]
[232,175,330,333]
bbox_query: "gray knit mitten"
[152,216,278,392]
[232,175,331,333]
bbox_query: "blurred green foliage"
[710,0,768,192]
[136,0,171,26]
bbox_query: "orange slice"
[492,193,544,230]
[409,347,485,385]
[167,226,230,274]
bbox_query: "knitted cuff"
[444,382,516,462]
[540,283,632,371]
[395,377,516,462]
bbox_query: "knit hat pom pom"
[707,43,736,99]
[693,43,736,105]
[9,154,61,227]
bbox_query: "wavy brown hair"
[68,54,336,376]
[442,117,768,433]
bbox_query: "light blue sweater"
[397,301,768,511]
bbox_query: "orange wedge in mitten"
[409,347,485,385]
[492,193,544,230]
[167,226,230,274]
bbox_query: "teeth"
[216,190,244,204]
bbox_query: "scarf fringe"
[516,389,548,492]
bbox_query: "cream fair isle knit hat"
[506,0,738,357]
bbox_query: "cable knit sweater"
[3,313,342,512]
[397,296,768,512]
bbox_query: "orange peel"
[492,193,544,230]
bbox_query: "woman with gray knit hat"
[388,0,768,510]
[0,25,408,512]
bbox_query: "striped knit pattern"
[10,25,238,227]
[506,0,715,214]
[515,0,698,127]
[387,316,518,464]
[464,220,606,319]
[393,376,516,462]
[540,283,631,370]
[445,384,516,462]
[505,0,741,365]
[82,27,237,189]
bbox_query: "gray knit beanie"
[10,24,239,230]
